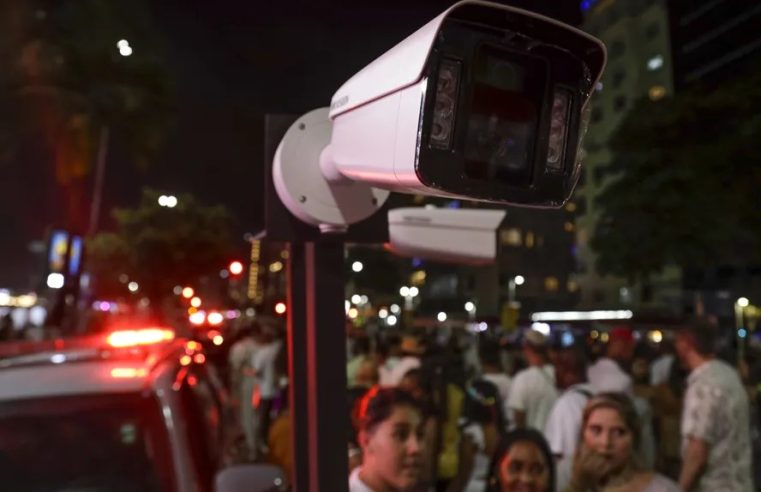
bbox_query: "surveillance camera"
[386,207,506,265]
[273,1,606,231]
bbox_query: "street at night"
[1,1,760,491]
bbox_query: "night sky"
[1,0,581,289]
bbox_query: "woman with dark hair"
[488,428,555,492]
[350,386,425,492]
[447,379,505,492]
[567,393,679,492]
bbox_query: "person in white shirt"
[349,387,425,492]
[251,322,282,446]
[479,340,511,430]
[228,322,261,460]
[587,326,635,394]
[379,335,403,386]
[676,319,753,492]
[507,330,558,431]
[586,326,656,469]
[383,336,424,387]
[650,342,675,387]
[544,347,594,492]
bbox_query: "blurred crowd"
[223,316,761,492]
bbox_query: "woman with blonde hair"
[567,393,679,492]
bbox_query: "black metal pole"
[287,240,349,491]
[287,241,310,491]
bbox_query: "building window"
[525,232,535,248]
[609,40,625,58]
[646,22,660,39]
[565,202,577,213]
[545,277,559,292]
[410,270,427,285]
[500,228,522,247]
[612,70,626,89]
[649,85,667,101]
[567,280,579,292]
[613,95,627,111]
[564,222,575,233]
[647,55,664,71]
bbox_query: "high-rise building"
[574,0,681,311]
[667,0,761,319]
[668,0,761,90]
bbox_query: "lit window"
[647,55,664,71]
[565,202,577,213]
[567,280,579,292]
[564,222,575,233]
[525,232,535,248]
[649,85,667,101]
[500,228,522,247]
[413,195,425,204]
[410,270,427,285]
[545,277,559,292]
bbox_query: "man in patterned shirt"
[676,319,753,492]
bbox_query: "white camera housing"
[386,207,506,265]
[273,0,606,231]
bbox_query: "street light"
[46,273,64,289]
[465,301,475,313]
[399,286,410,297]
[352,261,364,273]
[437,312,448,322]
[158,195,177,208]
[736,297,751,363]
[117,39,132,57]
[408,286,419,297]
[508,275,524,304]
[229,261,244,276]
[128,281,139,293]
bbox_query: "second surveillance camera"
[326,0,606,208]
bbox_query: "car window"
[0,393,175,492]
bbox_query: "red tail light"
[107,328,175,348]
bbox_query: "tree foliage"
[590,67,761,280]
[88,189,236,302]
[0,1,173,230]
